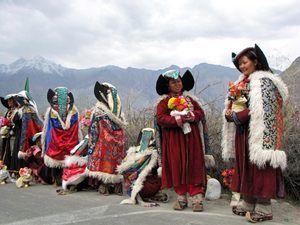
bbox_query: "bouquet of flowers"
[79,109,93,128]
[19,167,32,177]
[0,118,12,135]
[222,168,241,206]
[0,117,4,127]
[221,169,235,188]
[228,81,247,112]
[0,164,15,184]
[16,167,32,188]
[168,95,191,134]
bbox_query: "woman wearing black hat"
[222,44,289,222]
[0,94,18,172]
[155,70,214,212]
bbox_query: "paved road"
[0,182,297,225]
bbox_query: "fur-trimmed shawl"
[222,71,289,170]
[154,90,215,167]
[85,101,127,184]
[94,102,128,128]
[117,146,158,206]
[41,106,82,168]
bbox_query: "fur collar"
[222,71,289,170]
[94,101,127,128]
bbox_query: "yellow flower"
[167,97,176,109]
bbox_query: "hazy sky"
[1,0,299,70]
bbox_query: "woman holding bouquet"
[222,44,288,222]
[0,95,18,171]
[155,70,214,212]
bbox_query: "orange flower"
[240,81,245,89]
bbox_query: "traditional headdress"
[47,87,74,122]
[32,132,42,141]
[13,90,38,113]
[94,82,122,118]
[156,70,194,95]
[232,44,270,73]
[0,94,17,108]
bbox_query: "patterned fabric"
[75,138,89,156]
[154,116,162,167]
[110,87,118,116]
[56,87,68,122]
[19,107,43,153]
[62,164,86,181]
[122,154,151,197]
[139,130,153,152]
[232,205,251,216]
[261,78,284,150]
[87,107,125,178]
[45,107,79,161]
[248,210,273,222]
[163,70,179,80]
[201,114,211,155]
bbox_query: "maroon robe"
[230,109,285,199]
[156,97,207,189]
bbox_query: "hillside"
[0,56,240,114]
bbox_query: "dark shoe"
[98,184,109,196]
[113,183,123,196]
[246,211,273,223]
[232,205,252,216]
[148,192,169,203]
[173,199,188,210]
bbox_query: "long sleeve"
[156,99,180,128]
[189,98,204,123]
[156,98,204,128]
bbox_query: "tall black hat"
[0,94,17,108]
[232,44,270,72]
[156,70,194,95]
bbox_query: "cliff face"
[280,56,300,111]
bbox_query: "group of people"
[0,44,288,223]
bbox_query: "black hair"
[242,50,261,70]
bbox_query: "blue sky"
[1,0,299,70]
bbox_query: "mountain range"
[0,55,288,115]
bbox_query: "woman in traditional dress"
[25,132,52,184]
[86,82,127,196]
[11,90,43,173]
[155,70,214,212]
[222,44,288,222]
[0,94,18,172]
[42,87,81,186]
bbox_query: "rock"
[205,178,221,200]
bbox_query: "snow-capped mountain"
[0,55,67,76]
[0,55,243,112]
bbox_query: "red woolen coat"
[156,97,207,188]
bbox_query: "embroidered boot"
[192,194,203,212]
[148,190,170,203]
[246,203,273,222]
[173,195,187,210]
[232,200,255,216]
[98,184,110,196]
[113,182,123,196]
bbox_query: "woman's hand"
[225,109,233,120]
[182,114,192,123]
